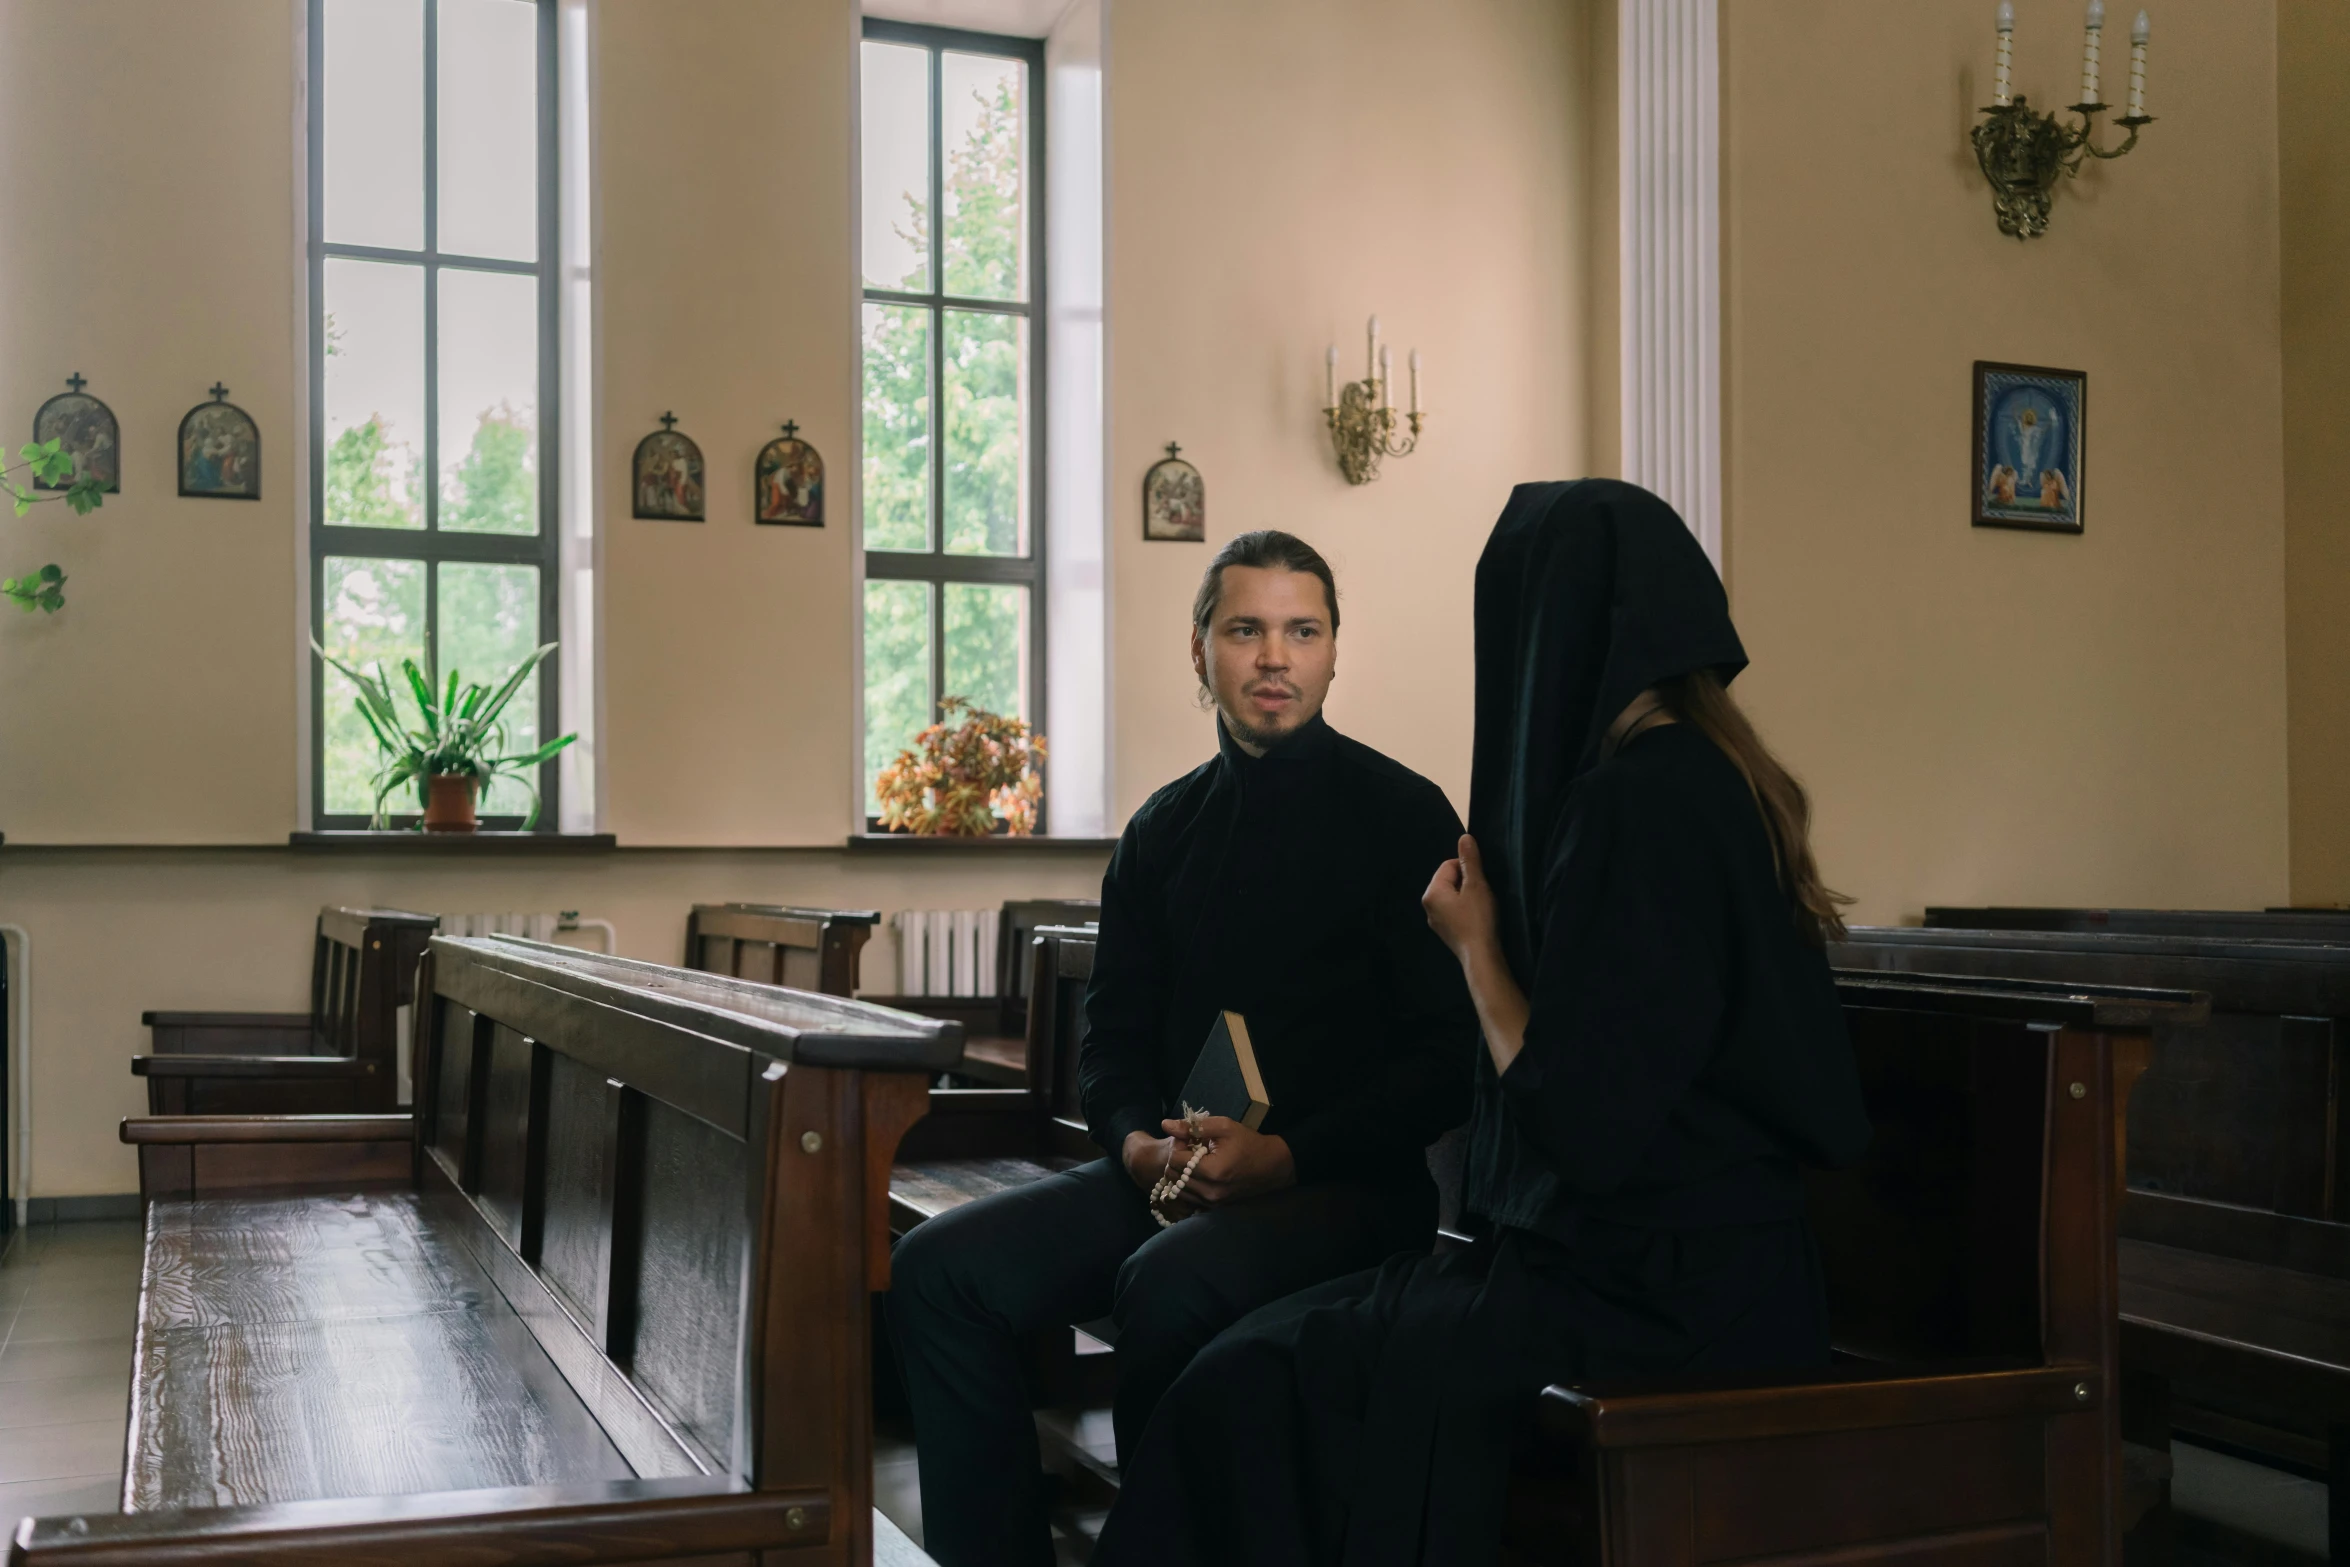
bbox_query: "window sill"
[288,832,619,853]
[846,833,1116,852]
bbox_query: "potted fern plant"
[315,640,577,832]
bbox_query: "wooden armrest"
[140,1011,313,1029]
[8,1475,827,1567]
[120,1114,414,1146]
[132,1055,373,1079]
[1539,1361,2099,1448]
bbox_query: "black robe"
[1093,480,1873,1567]
[1080,711,1477,1190]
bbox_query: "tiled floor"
[0,1219,143,1527]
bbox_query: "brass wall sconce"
[1972,3,2155,239]
[1323,317,1424,485]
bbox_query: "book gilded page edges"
[1224,1012,1270,1131]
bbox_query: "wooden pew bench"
[134,906,438,1116]
[1496,973,2187,1566]
[1836,920,2350,1556]
[684,902,880,998]
[867,901,1098,1089]
[16,934,957,1567]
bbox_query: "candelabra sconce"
[1974,4,2154,240]
[1323,317,1424,486]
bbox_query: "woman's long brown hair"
[1655,669,1851,942]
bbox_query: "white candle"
[1994,3,2015,106]
[1378,344,1392,410]
[1409,348,1422,416]
[2127,9,2149,116]
[1366,316,1380,380]
[2081,1,2104,105]
[1325,345,1338,409]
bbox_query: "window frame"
[307,0,563,832]
[859,18,1049,830]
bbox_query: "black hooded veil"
[1093,481,1868,1567]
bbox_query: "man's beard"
[1219,686,1304,751]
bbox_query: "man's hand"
[1158,1116,1295,1207]
[1422,833,1500,963]
[1123,1129,1203,1220]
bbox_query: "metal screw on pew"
[786,1507,808,1531]
[2069,1081,2086,1099]
[2073,1383,2090,1401]
[801,1131,823,1154]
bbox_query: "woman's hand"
[1423,834,1500,961]
[1158,1116,1295,1206]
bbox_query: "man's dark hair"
[1190,530,1340,634]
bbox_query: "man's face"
[1191,565,1337,753]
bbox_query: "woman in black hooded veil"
[1091,480,1873,1567]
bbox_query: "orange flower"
[875,698,1049,836]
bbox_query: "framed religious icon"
[33,373,120,494]
[1972,361,2084,534]
[632,412,705,521]
[754,422,824,526]
[1143,441,1204,542]
[177,383,261,500]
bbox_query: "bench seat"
[129,1189,632,1512]
[889,1156,1081,1232]
[2121,1236,2350,1418]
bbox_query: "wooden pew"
[133,906,438,1116]
[1925,904,2350,944]
[865,901,1098,1088]
[1499,972,2184,1565]
[18,934,957,1567]
[889,924,1097,1233]
[1835,923,2350,1559]
[683,902,879,997]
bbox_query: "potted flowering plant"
[314,640,577,831]
[874,697,1046,836]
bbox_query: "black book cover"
[1176,1011,1270,1130]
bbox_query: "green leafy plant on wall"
[3,439,105,612]
[313,638,577,829]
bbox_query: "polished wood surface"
[133,908,438,1117]
[684,902,878,999]
[24,935,948,1567]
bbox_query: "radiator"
[891,910,999,999]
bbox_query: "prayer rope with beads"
[1150,1105,1214,1228]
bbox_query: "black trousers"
[885,1156,1434,1567]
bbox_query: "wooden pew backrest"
[1925,904,2350,944]
[683,902,879,997]
[136,906,438,1115]
[1838,926,2349,1224]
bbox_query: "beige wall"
[2279,0,2350,905]
[1103,0,1593,816]
[1719,0,2292,924]
[0,0,301,844]
[595,0,863,847]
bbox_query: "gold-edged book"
[1176,1010,1270,1130]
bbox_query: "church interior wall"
[0,0,2330,1198]
[2279,0,2350,906]
[1718,0,2294,926]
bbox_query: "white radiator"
[892,909,999,999]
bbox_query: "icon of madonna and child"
[1973,363,2084,534]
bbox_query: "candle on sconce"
[2126,9,2149,117]
[1367,316,1381,380]
[1378,344,1392,410]
[1409,349,1422,416]
[1994,2,2015,107]
[2080,0,2105,105]
[1325,345,1338,410]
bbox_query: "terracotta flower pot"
[423,774,480,834]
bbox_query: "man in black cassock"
[885,530,1476,1567]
